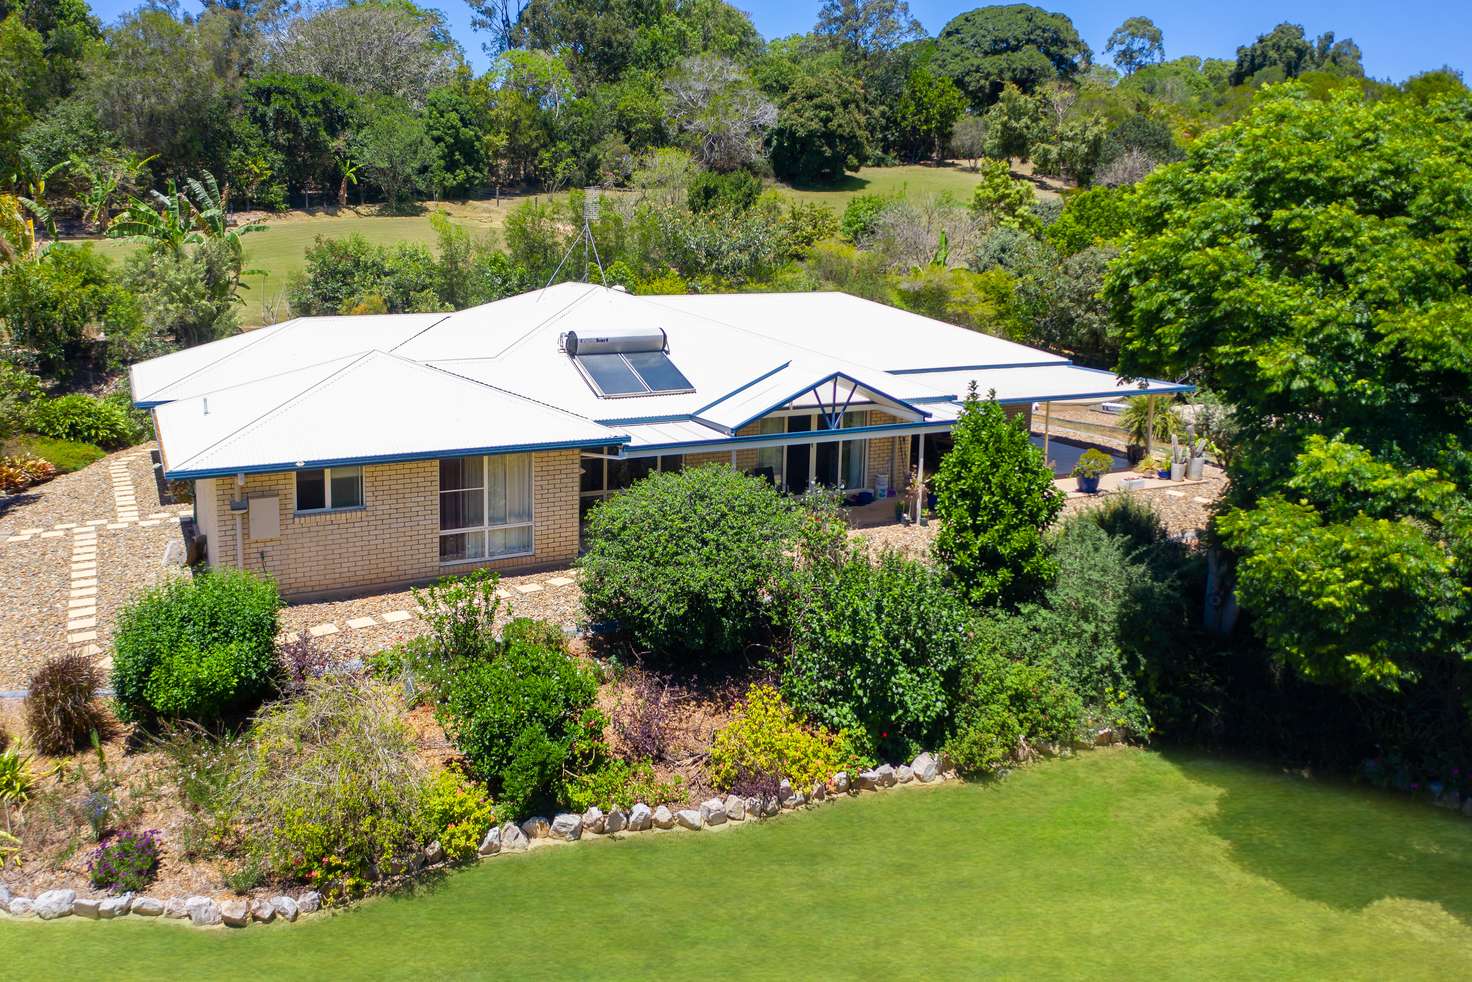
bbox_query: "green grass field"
[4,749,1469,980]
[85,200,513,326]
[776,161,990,209]
[73,166,996,325]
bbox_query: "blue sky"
[89,1,1470,82]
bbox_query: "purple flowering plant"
[87,828,162,893]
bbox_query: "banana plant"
[106,183,196,256]
[184,172,264,294]
[5,159,68,257]
[69,151,156,233]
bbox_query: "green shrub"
[435,630,601,819]
[8,434,105,472]
[688,169,763,214]
[231,676,428,903]
[421,768,497,864]
[944,651,1082,775]
[970,513,1189,739]
[931,386,1063,608]
[112,570,282,725]
[786,550,972,759]
[25,393,138,449]
[559,757,682,813]
[708,684,868,792]
[24,653,108,756]
[413,568,504,665]
[578,465,803,663]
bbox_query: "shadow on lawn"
[1166,750,1472,925]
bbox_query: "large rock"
[9,897,34,916]
[297,891,322,914]
[131,897,165,917]
[0,884,9,905]
[875,764,897,787]
[270,896,300,923]
[582,806,606,834]
[424,840,446,865]
[99,896,130,918]
[762,795,780,818]
[520,817,550,839]
[604,806,628,834]
[72,897,103,919]
[185,896,222,926]
[34,889,76,920]
[896,765,914,784]
[250,899,277,923]
[500,822,529,852]
[910,753,938,783]
[810,781,827,803]
[652,805,676,829]
[478,826,502,856]
[778,779,794,805]
[551,813,584,841]
[627,803,653,831]
[857,770,881,791]
[723,794,746,821]
[675,809,703,831]
[164,897,190,919]
[220,900,250,928]
[699,798,727,826]
[832,771,850,793]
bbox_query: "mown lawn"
[4,749,1469,980]
[776,161,988,210]
[83,199,513,326]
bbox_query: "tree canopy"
[1105,85,1472,692]
[933,4,1090,110]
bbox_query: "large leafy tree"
[814,0,925,62]
[240,72,358,207]
[768,72,868,183]
[896,63,966,162]
[1228,22,1363,87]
[1104,16,1163,75]
[1105,86,1472,693]
[932,4,1090,110]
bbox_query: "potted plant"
[1136,452,1170,479]
[1184,424,1207,480]
[1072,449,1112,493]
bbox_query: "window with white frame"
[439,453,533,563]
[296,465,363,512]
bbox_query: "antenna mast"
[543,186,608,289]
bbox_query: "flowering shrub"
[421,769,496,864]
[0,454,55,493]
[708,684,868,792]
[88,829,161,893]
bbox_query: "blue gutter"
[165,435,629,481]
[886,360,1066,375]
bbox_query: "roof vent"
[562,327,667,357]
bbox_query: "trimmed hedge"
[112,570,283,726]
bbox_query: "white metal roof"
[157,350,624,479]
[134,282,1189,479]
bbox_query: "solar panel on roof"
[572,348,694,398]
[625,350,692,392]
[578,353,647,396]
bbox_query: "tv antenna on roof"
[543,186,608,290]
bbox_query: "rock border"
[0,752,960,930]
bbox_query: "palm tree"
[1119,395,1186,455]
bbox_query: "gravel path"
[0,444,190,689]
[279,566,583,665]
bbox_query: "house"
[130,283,1189,599]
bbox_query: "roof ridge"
[132,319,295,403]
[171,350,384,473]
[420,358,605,425]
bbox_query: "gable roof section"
[158,349,625,480]
[693,364,935,434]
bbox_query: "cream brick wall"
[205,450,581,599]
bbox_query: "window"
[578,448,682,517]
[574,350,693,398]
[439,454,533,563]
[753,417,785,486]
[296,465,363,512]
